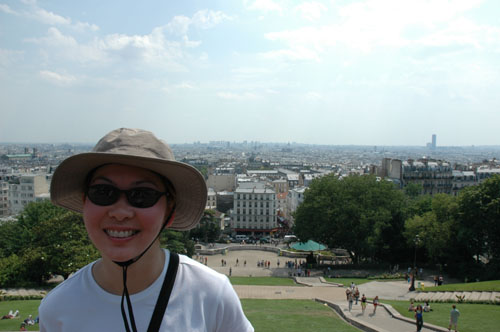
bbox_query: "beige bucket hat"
[50,128,207,230]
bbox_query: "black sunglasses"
[87,184,168,208]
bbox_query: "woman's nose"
[107,194,134,220]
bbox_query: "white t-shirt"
[39,250,254,332]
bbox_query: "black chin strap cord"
[115,205,176,332]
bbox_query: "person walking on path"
[348,290,354,312]
[415,304,424,332]
[361,294,367,314]
[448,305,460,332]
[372,296,379,314]
[354,287,360,305]
[345,288,351,300]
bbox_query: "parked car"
[259,236,270,243]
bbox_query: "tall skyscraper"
[432,134,436,149]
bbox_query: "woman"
[415,304,424,332]
[39,128,254,332]
[360,294,367,314]
[372,295,379,314]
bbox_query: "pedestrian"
[415,304,424,332]
[345,288,351,300]
[448,304,460,332]
[434,275,438,286]
[348,290,354,312]
[439,275,444,286]
[229,267,232,277]
[38,128,253,331]
[361,294,367,314]
[354,287,360,305]
[372,296,379,314]
[244,260,246,267]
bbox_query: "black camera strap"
[147,252,179,332]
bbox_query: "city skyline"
[1,1,500,146]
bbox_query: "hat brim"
[50,152,207,230]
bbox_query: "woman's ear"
[164,211,176,229]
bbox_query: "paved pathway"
[3,249,496,332]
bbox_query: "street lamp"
[409,235,420,291]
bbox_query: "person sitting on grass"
[24,314,35,325]
[423,301,432,312]
[408,300,415,311]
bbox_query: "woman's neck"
[92,247,166,295]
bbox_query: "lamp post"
[409,235,420,291]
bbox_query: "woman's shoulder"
[178,255,228,282]
[41,262,95,306]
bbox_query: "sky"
[1,0,499,146]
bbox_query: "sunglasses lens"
[87,184,120,206]
[127,188,162,208]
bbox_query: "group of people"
[1,311,38,331]
[345,284,377,315]
[408,300,432,312]
[434,275,445,286]
[409,300,460,332]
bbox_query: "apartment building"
[231,182,277,235]
[287,186,307,224]
[8,174,50,214]
[375,158,452,195]
[451,170,476,196]
[0,181,8,217]
[206,187,217,210]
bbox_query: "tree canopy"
[293,174,407,264]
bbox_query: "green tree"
[1,201,99,285]
[189,210,221,243]
[458,175,500,268]
[30,212,100,280]
[294,174,407,264]
[404,194,458,265]
[160,230,195,257]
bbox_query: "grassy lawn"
[0,300,40,331]
[242,299,361,332]
[229,276,299,286]
[324,277,376,287]
[419,280,500,292]
[382,299,500,332]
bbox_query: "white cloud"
[245,0,283,14]
[259,47,320,61]
[74,21,99,33]
[294,1,327,21]
[0,4,18,15]
[260,0,499,60]
[165,15,191,36]
[0,49,23,66]
[26,27,106,63]
[305,91,322,101]
[192,10,232,29]
[39,70,76,85]
[30,7,71,25]
[175,82,195,89]
[217,91,260,100]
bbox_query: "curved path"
[203,250,450,332]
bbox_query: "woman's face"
[83,164,170,263]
